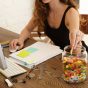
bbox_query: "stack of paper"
[10,42,62,68]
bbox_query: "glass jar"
[62,45,87,83]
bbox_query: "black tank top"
[44,6,71,49]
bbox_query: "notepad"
[10,42,62,68]
[17,47,38,58]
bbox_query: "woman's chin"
[42,0,49,4]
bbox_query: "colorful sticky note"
[17,50,31,58]
[26,47,38,53]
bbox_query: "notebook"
[10,42,62,68]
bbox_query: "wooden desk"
[0,27,88,88]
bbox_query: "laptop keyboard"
[0,58,27,78]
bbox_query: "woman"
[10,0,84,51]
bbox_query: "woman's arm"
[10,16,37,49]
[19,16,37,42]
[65,8,83,48]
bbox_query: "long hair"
[33,0,79,36]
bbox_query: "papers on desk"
[9,42,62,68]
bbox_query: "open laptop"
[0,44,27,78]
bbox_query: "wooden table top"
[0,27,88,88]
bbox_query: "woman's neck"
[49,0,64,12]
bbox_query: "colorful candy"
[62,55,87,83]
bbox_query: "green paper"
[27,47,38,53]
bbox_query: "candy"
[62,45,87,83]
[63,56,87,83]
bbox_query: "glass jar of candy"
[62,45,87,83]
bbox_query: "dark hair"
[60,0,79,8]
[33,0,79,36]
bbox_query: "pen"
[28,65,36,73]
[0,41,10,48]
[1,44,9,48]
[26,65,36,79]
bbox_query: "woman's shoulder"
[67,6,79,16]
[65,6,79,30]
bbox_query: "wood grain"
[0,27,88,88]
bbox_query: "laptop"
[0,44,27,78]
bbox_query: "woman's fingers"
[9,39,24,50]
[18,42,24,50]
[69,32,76,48]
[75,31,83,48]
[74,32,81,49]
[13,39,18,48]
[69,31,83,49]
[11,39,18,48]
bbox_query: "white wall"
[79,0,88,14]
[79,0,88,45]
[0,0,88,45]
[0,0,35,34]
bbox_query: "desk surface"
[0,27,88,88]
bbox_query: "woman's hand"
[9,38,24,50]
[69,31,83,49]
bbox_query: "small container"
[62,45,87,83]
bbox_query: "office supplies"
[11,78,26,84]
[0,44,7,69]
[5,79,13,87]
[0,41,9,48]
[0,41,10,45]
[0,58,27,78]
[10,42,62,68]
[26,65,36,79]
[0,44,27,78]
[28,73,35,79]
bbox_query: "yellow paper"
[17,50,31,58]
